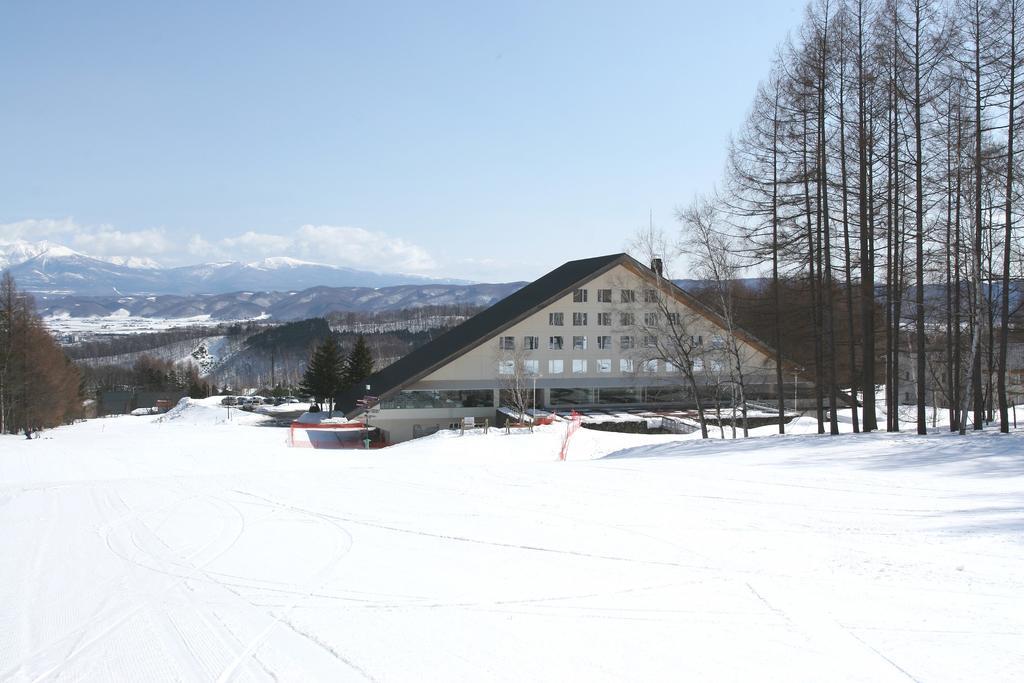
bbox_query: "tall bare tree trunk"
[999,0,1018,432]
[773,89,787,433]
[858,0,878,431]
[972,0,986,430]
[913,0,928,434]
[838,22,860,433]
[818,6,841,435]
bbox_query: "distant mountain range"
[34,282,526,321]
[0,240,468,295]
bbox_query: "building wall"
[370,264,783,442]
[370,406,500,443]
[415,263,776,389]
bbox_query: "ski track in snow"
[1,398,1023,681]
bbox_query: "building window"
[573,288,588,303]
[644,312,658,326]
[692,358,704,371]
[644,335,657,348]
[599,386,642,404]
[621,289,636,303]
[644,289,659,303]
[620,335,634,350]
[499,336,515,350]
[642,359,658,372]
[548,359,564,374]
[524,359,540,374]
[597,288,612,303]
[691,335,703,346]
[573,335,587,350]
[381,389,495,410]
[549,312,564,326]
[573,312,588,326]
[550,387,595,405]
[549,335,564,350]
[667,312,680,325]
[597,335,612,350]
[597,312,611,326]
[572,359,588,374]
[620,312,634,326]
[665,360,676,372]
[711,335,725,349]
[524,335,539,350]
[597,359,611,373]
[620,358,634,373]
[710,359,723,372]
[498,360,515,374]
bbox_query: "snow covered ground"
[2,398,1022,681]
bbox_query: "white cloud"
[0,217,79,243]
[70,227,173,259]
[186,234,216,258]
[218,231,292,256]
[291,225,437,273]
[0,218,443,276]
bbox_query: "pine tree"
[343,335,375,394]
[299,338,345,414]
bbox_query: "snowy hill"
[0,239,468,295]
[1,401,1022,680]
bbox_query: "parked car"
[221,396,238,406]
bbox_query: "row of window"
[549,385,690,406]
[503,335,655,351]
[501,334,716,351]
[380,385,699,411]
[572,288,661,303]
[546,311,680,327]
[381,389,495,410]
[497,358,723,375]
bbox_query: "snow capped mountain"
[102,255,162,269]
[0,240,83,268]
[247,256,320,270]
[0,240,469,295]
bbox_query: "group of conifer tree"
[0,273,82,435]
[300,335,374,415]
[704,0,1023,435]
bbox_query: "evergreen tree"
[300,338,345,414]
[343,335,375,394]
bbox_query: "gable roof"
[336,252,792,416]
[336,253,627,415]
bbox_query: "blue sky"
[0,0,805,282]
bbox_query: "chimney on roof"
[651,257,664,277]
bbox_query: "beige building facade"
[340,254,784,443]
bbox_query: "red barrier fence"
[558,410,582,461]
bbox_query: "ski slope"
[1,399,1022,681]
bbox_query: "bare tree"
[679,196,756,437]
[496,343,537,424]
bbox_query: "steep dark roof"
[336,253,628,415]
